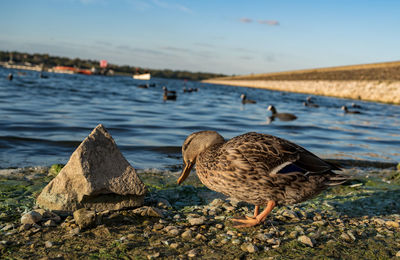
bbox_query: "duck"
[303,96,319,108]
[178,131,347,228]
[267,105,297,121]
[341,105,361,114]
[7,73,13,81]
[351,103,362,109]
[137,84,148,89]
[240,94,256,104]
[163,86,177,101]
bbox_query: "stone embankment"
[203,79,400,104]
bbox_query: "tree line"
[0,51,225,81]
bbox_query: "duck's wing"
[221,132,339,177]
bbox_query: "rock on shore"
[36,124,147,212]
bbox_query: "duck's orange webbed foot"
[232,216,261,228]
[231,201,276,228]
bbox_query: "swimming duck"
[351,103,362,109]
[163,86,177,101]
[303,96,319,108]
[7,73,13,81]
[240,94,256,104]
[341,105,361,114]
[267,105,297,121]
[178,131,347,227]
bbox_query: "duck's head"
[178,131,225,185]
[267,105,277,114]
[240,94,246,100]
[341,105,348,111]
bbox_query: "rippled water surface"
[1,67,399,169]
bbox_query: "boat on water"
[133,73,151,80]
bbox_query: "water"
[1,67,399,169]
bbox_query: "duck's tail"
[326,173,350,186]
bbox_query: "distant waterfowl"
[138,84,148,89]
[7,73,13,81]
[183,87,198,93]
[267,105,297,121]
[163,86,177,101]
[240,94,256,104]
[178,131,347,227]
[303,96,319,108]
[351,103,362,109]
[341,106,361,114]
[303,102,319,108]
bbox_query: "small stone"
[312,220,326,226]
[298,235,314,247]
[1,224,14,231]
[266,238,280,245]
[153,223,164,230]
[173,214,181,220]
[232,239,242,245]
[70,227,80,236]
[187,216,206,226]
[73,208,96,229]
[195,234,207,241]
[241,243,258,253]
[132,206,164,218]
[396,250,400,257]
[210,199,224,207]
[187,249,198,258]
[45,241,53,248]
[43,220,57,227]
[347,231,356,241]
[385,221,399,228]
[147,252,160,259]
[373,218,386,225]
[340,232,354,242]
[19,224,32,232]
[215,223,224,229]
[170,243,180,249]
[289,231,298,238]
[181,230,193,239]
[255,233,271,241]
[21,211,42,225]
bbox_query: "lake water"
[1,67,399,170]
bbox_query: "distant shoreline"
[202,79,400,104]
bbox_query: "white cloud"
[258,20,280,26]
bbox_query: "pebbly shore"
[202,79,400,105]
[1,164,400,259]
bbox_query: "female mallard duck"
[178,131,347,227]
[163,86,177,101]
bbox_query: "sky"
[0,0,399,75]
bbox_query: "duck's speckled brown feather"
[193,132,346,206]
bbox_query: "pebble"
[195,234,207,241]
[241,243,258,253]
[340,232,354,242]
[385,221,399,228]
[45,241,53,248]
[43,220,57,227]
[147,252,160,259]
[396,250,400,257]
[187,216,206,225]
[21,211,42,225]
[187,249,198,258]
[298,235,314,247]
[153,223,164,230]
[181,230,193,239]
[232,239,242,245]
[19,224,31,232]
[170,242,180,249]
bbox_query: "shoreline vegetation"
[0,51,225,81]
[1,164,400,259]
[203,61,400,104]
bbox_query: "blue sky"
[1,0,399,75]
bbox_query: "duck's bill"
[177,162,194,185]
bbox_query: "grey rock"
[45,241,53,248]
[187,249,198,258]
[21,211,42,225]
[43,220,57,227]
[36,124,147,212]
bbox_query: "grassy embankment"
[203,61,400,104]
